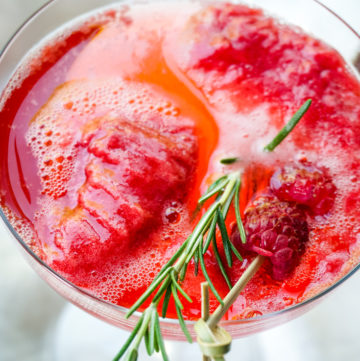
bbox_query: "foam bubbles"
[90,247,164,302]
[25,77,187,200]
[2,205,39,253]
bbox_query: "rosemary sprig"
[114,99,312,361]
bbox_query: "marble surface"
[0,1,360,361]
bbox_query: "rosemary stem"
[152,238,190,282]
[174,252,188,274]
[184,202,220,257]
[152,277,172,305]
[133,307,153,350]
[207,255,265,329]
[218,172,239,206]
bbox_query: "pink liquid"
[1,1,360,321]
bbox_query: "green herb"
[220,157,239,165]
[114,99,312,361]
[263,99,312,152]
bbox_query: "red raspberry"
[232,194,309,281]
[270,162,336,215]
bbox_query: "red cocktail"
[0,0,359,359]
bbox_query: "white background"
[0,1,359,361]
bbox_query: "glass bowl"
[0,0,359,348]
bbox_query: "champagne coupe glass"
[0,0,359,360]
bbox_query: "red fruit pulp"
[270,162,336,215]
[1,1,360,321]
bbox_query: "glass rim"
[0,0,54,56]
[0,0,360,328]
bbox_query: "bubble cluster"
[2,205,40,254]
[88,247,164,303]
[25,77,186,200]
[26,121,75,199]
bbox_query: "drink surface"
[1,0,360,321]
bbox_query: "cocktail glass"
[0,0,359,360]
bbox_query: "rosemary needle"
[264,99,312,152]
[220,157,239,165]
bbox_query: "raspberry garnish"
[270,162,336,215]
[232,194,309,281]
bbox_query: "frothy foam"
[26,78,183,199]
